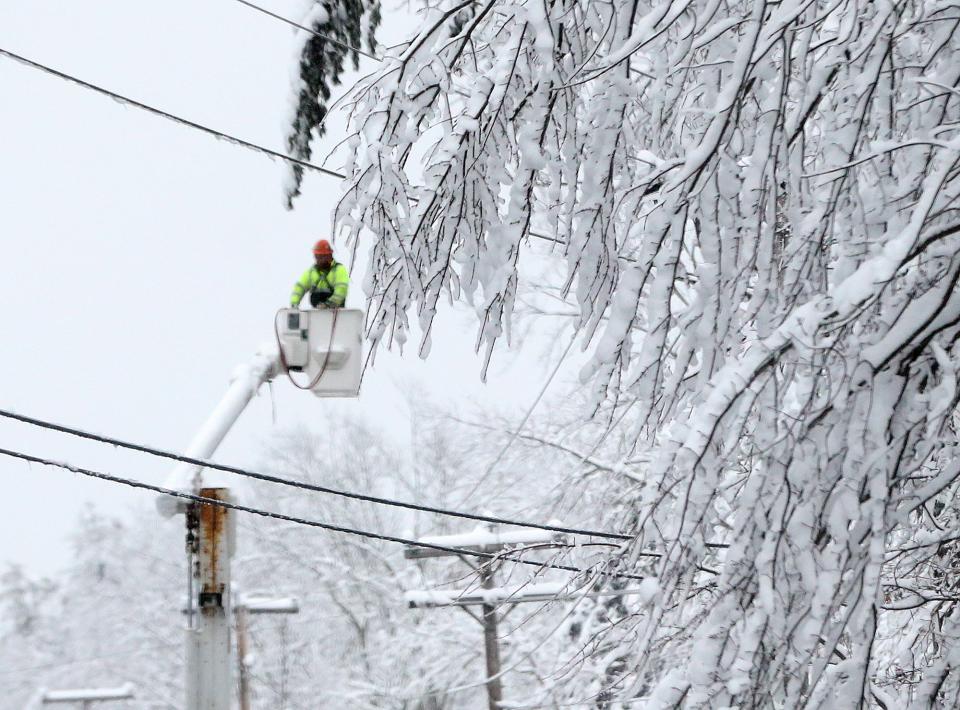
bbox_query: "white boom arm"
[155,309,363,517]
[156,344,281,517]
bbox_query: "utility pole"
[235,602,251,710]
[479,565,503,710]
[153,333,362,710]
[404,526,566,710]
[40,684,134,710]
[154,348,279,710]
[185,488,235,710]
[234,595,300,710]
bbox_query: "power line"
[0,446,644,581]
[0,48,688,546]
[223,1,643,263]
[0,46,623,262]
[230,0,381,61]
[0,407,646,544]
[0,46,345,181]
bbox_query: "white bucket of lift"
[277,308,363,397]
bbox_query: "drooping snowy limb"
[325,0,960,704]
[283,0,383,207]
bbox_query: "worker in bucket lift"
[290,239,349,309]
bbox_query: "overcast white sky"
[0,0,580,578]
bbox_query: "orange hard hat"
[313,239,333,256]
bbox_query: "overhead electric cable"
[0,46,344,181]
[229,0,381,61]
[0,407,644,544]
[0,446,644,581]
[224,1,643,261]
[0,47,622,260]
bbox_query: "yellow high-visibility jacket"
[290,262,349,307]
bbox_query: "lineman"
[290,239,349,308]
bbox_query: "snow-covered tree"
[236,421,482,708]
[237,416,573,708]
[0,508,184,709]
[0,563,55,638]
[311,0,960,704]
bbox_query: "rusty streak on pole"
[186,488,233,710]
